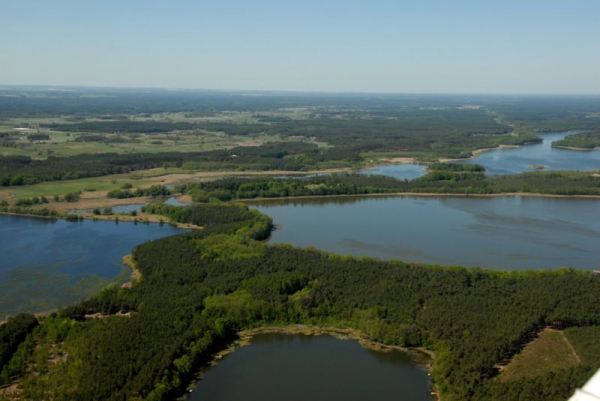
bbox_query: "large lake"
[252,195,600,270]
[190,333,431,401]
[0,215,183,317]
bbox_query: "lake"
[361,163,427,180]
[461,131,600,174]
[0,215,184,317]
[252,195,600,270]
[189,333,431,401]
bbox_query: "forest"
[0,142,357,187]
[552,131,600,149]
[1,202,599,400]
[175,166,600,200]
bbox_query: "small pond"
[360,163,427,180]
[189,333,431,401]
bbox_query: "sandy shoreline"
[438,144,521,163]
[552,145,598,151]
[121,254,141,289]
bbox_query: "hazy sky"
[1,0,599,94]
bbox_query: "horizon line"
[1,83,600,97]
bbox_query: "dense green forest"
[1,202,599,400]
[552,131,600,149]
[0,315,38,371]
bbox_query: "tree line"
[552,131,600,149]
[0,142,358,187]
[176,167,600,201]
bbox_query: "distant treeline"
[73,134,141,144]
[0,143,358,186]
[175,166,600,201]
[45,121,198,134]
[552,131,600,149]
[107,185,171,199]
[488,97,600,132]
[0,205,61,218]
[2,202,598,400]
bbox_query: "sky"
[1,0,599,94]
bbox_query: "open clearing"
[498,328,580,382]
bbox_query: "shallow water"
[189,333,431,401]
[69,196,188,215]
[361,163,427,180]
[252,195,600,270]
[0,215,184,316]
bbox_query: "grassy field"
[0,128,285,159]
[0,110,313,159]
[498,328,580,382]
[0,167,182,202]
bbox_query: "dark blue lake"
[189,333,431,401]
[0,215,184,317]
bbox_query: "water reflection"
[190,333,430,401]
[252,196,600,270]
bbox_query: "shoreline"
[3,188,600,229]
[121,254,141,289]
[552,145,598,151]
[0,210,203,230]
[183,324,438,400]
[239,191,600,203]
[438,144,521,163]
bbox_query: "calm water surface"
[190,333,430,401]
[461,131,600,174]
[0,215,184,317]
[70,196,188,214]
[361,164,427,180]
[252,196,600,270]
